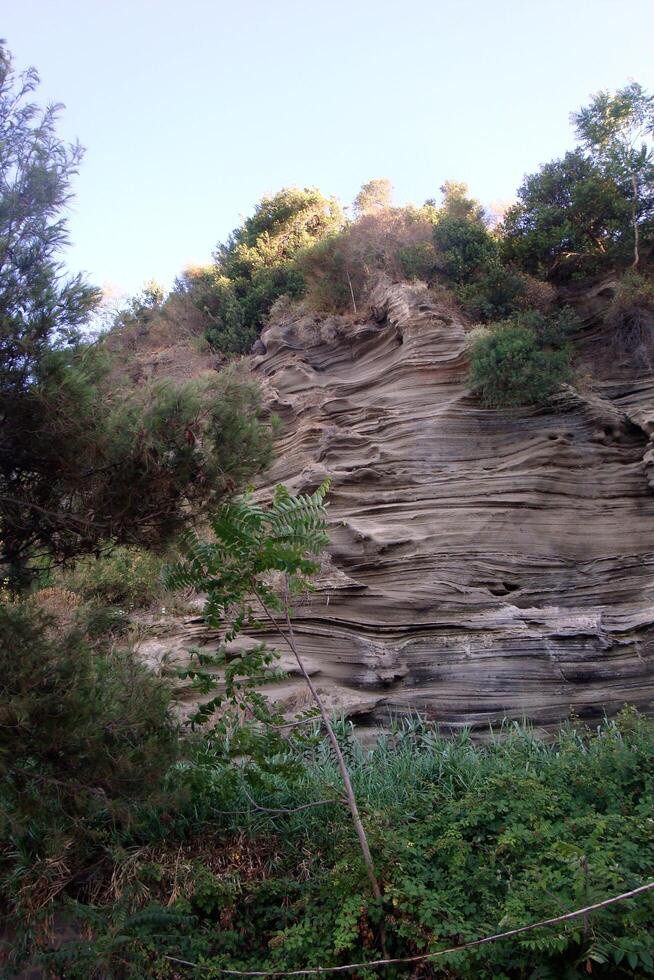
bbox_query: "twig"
[240,786,345,815]
[263,716,323,731]
[163,879,654,976]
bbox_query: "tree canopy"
[503,84,654,277]
[183,187,344,353]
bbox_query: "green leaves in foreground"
[165,480,330,632]
[163,481,329,738]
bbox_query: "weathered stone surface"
[239,278,654,732]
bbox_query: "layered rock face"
[245,279,654,732]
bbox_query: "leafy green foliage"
[432,182,498,285]
[502,151,630,277]
[502,84,654,278]
[0,44,99,580]
[573,83,654,268]
[428,183,541,323]
[163,481,330,771]
[165,480,330,627]
[1,351,274,584]
[469,309,575,408]
[36,712,654,978]
[0,44,274,585]
[182,188,343,352]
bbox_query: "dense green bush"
[468,310,574,408]
[456,262,530,321]
[501,152,635,279]
[433,213,498,286]
[2,361,274,586]
[36,712,654,978]
[0,602,177,931]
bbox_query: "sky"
[4,0,654,299]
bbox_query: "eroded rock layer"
[241,279,654,731]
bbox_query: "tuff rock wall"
[241,279,654,732]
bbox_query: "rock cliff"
[236,278,654,732]
[138,279,654,732]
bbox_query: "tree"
[0,45,273,583]
[573,83,654,267]
[502,151,631,276]
[352,178,393,216]
[0,43,100,579]
[190,188,344,353]
[502,84,654,277]
[166,483,384,906]
[431,182,498,285]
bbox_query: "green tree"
[166,483,384,905]
[503,84,654,277]
[432,182,498,285]
[190,188,344,353]
[0,45,273,583]
[573,83,654,267]
[501,151,628,276]
[0,44,100,579]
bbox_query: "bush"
[60,546,165,610]
[469,310,574,408]
[433,212,498,285]
[1,338,274,586]
[607,270,654,363]
[299,208,436,313]
[0,602,177,929]
[457,262,529,321]
[181,188,344,353]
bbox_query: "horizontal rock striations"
[243,279,654,732]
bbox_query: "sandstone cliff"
[139,279,654,733]
[232,278,654,732]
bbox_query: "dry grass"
[102,293,222,390]
[94,831,281,909]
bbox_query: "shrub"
[469,310,574,408]
[299,208,436,313]
[1,338,274,586]
[181,188,344,353]
[607,270,654,363]
[60,546,165,610]
[433,212,498,285]
[0,602,177,929]
[398,239,439,281]
[457,262,529,321]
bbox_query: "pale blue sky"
[5,0,654,298]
